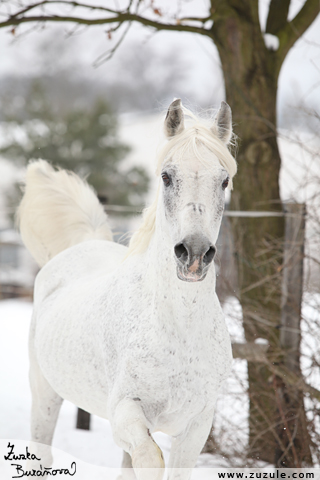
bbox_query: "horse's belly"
[40,361,110,419]
[32,281,114,419]
[35,334,110,419]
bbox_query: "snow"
[264,34,279,51]
[0,229,21,243]
[0,159,22,229]
[279,130,320,205]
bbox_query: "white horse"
[18,99,237,480]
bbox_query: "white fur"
[20,101,235,480]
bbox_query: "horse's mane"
[126,107,237,258]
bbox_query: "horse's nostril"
[203,246,216,266]
[174,243,188,263]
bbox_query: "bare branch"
[176,15,212,24]
[232,343,320,402]
[6,0,121,18]
[271,363,320,403]
[265,0,291,35]
[0,2,213,37]
[232,342,269,362]
[93,21,132,67]
[277,0,320,62]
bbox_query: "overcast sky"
[0,1,319,112]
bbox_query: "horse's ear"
[211,101,232,145]
[164,99,185,137]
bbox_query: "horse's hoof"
[117,467,137,480]
[132,439,164,480]
[116,473,136,480]
[133,468,164,480]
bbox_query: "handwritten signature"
[4,442,77,478]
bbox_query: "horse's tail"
[17,160,113,267]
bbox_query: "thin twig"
[273,375,301,467]
[93,21,132,67]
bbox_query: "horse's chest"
[164,351,215,411]
[128,325,231,435]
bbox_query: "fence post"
[76,408,91,430]
[280,203,306,373]
[275,202,312,466]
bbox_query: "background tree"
[1,0,319,466]
[0,79,149,207]
[0,33,191,116]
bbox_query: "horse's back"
[34,239,127,303]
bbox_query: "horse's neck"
[142,228,218,330]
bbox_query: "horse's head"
[158,99,237,283]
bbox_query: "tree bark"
[211,2,312,465]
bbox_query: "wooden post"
[274,202,312,466]
[280,203,306,373]
[76,408,91,430]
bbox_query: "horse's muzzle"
[174,234,216,282]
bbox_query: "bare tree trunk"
[211,3,312,465]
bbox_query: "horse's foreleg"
[111,398,164,480]
[28,355,63,469]
[168,409,215,480]
[122,451,133,469]
[116,451,136,480]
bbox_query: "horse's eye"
[162,172,171,187]
[222,178,229,190]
